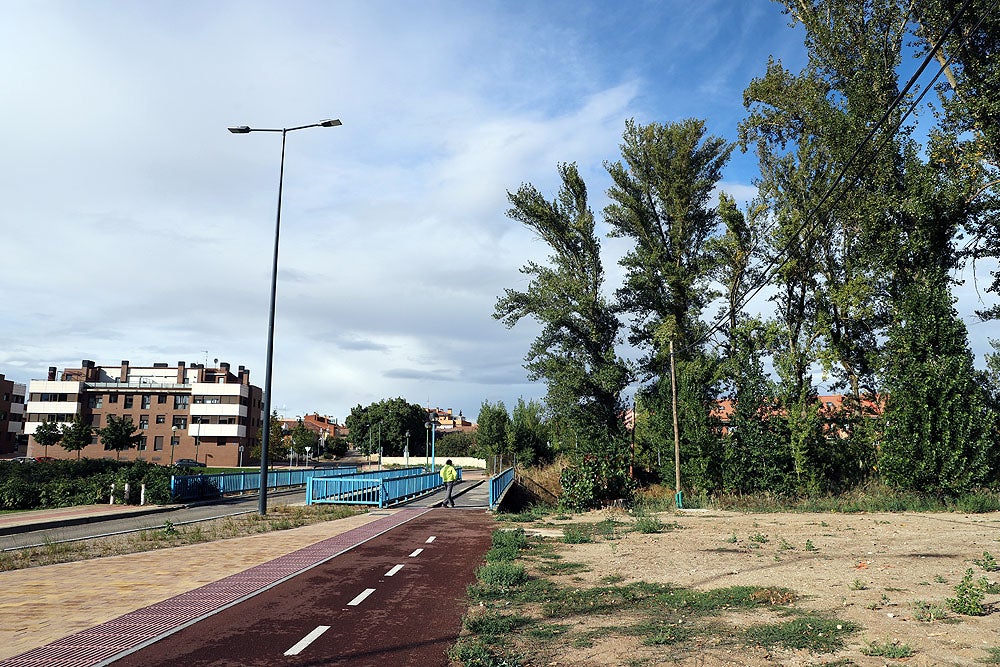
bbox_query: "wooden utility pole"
[670,339,682,507]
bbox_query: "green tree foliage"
[495,162,630,446]
[344,398,427,457]
[879,274,991,494]
[98,415,143,460]
[604,118,731,492]
[477,400,511,469]
[60,415,92,459]
[436,430,477,458]
[251,411,289,464]
[509,397,551,467]
[289,419,319,460]
[32,420,63,456]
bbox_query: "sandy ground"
[520,508,1000,666]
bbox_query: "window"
[156,414,165,424]
[157,394,167,404]
[139,416,149,430]
[154,436,164,451]
[109,394,119,404]
[138,436,147,451]
[88,396,103,409]
[39,393,68,402]
[170,436,180,447]
[174,395,189,410]
[172,416,188,429]
[91,414,101,427]
[141,395,151,409]
[217,439,226,446]
[124,395,134,409]
[219,417,236,425]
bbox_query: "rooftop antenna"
[203,350,209,366]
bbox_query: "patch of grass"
[465,612,534,641]
[744,615,859,652]
[448,637,523,667]
[600,574,626,584]
[860,638,913,658]
[912,600,950,622]
[849,579,868,591]
[562,525,593,544]
[537,560,590,576]
[635,515,665,533]
[749,532,768,544]
[981,646,1000,664]
[524,623,569,640]
[595,518,624,539]
[474,561,529,596]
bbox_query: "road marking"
[409,548,423,557]
[385,564,404,577]
[347,588,376,606]
[426,536,436,543]
[284,625,330,656]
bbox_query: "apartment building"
[24,360,263,466]
[427,407,476,433]
[0,373,26,456]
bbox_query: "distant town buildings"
[24,360,263,466]
[427,407,476,433]
[0,374,26,456]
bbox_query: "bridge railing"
[307,467,462,507]
[489,467,515,509]
[170,466,359,501]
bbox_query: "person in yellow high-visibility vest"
[440,459,458,508]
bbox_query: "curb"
[0,505,182,537]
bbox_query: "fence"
[171,466,358,501]
[489,467,515,509]
[307,467,462,508]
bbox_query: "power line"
[683,0,980,355]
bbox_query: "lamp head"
[228,126,252,134]
[319,119,342,127]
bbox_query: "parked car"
[33,456,56,462]
[173,458,206,469]
[10,456,36,463]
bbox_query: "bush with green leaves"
[946,568,988,616]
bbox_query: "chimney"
[120,360,129,382]
[239,368,250,385]
[47,367,57,381]
[177,361,186,384]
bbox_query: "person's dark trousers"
[443,481,456,507]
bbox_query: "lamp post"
[424,415,438,471]
[404,429,410,467]
[229,118,342,515]
[424,422,430,470]
[170,425,178,465]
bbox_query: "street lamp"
[424,415,438,471]
[229,118,342,515]
[404,429,410,467]
[170,425,178,465]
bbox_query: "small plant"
[749,532,768,544]
[974,551,1000,572]
[476,561,529,593]
[600,574,625,584]
[946,568,988,616]
[934,574,947,583]
[778,537,794,551]
[912,600,949,622]
[161,520,177,536]
[725,532,738,543]
[849,579,868,591]
[635,516,664,534]
[805,539,817,551]
[562,525,593,544]
[860,638,913,658]
[982,646,1000,665]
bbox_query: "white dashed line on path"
[385,564,404,577]
[347,588,376,606]
[426,536,436,543]
[409,548,423,557]
[284,625,330,656]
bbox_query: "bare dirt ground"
[519,508,1000,666]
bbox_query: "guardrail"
[489,467,515,509]
[307,467,462,508]
[171,466,358,501]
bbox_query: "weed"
[934,574,947,583]
[600,574,626,584]
[448,637,522,667]
[982,647,1000,665]
[161,520,177,536]
[860,638,913,658]
[524,623,569,639]
[778,538,794,551]
[465,612,534,639]
[805,539,817,551]
[912,600,949,622]
[475,562,529,595]
[946,568,988,616]
[749,532,768,544]
[849,579,868,591]
[635,516,664,534]
[724,532,738,543]
[562,525,593,544]
[595,518,623,540]
[974,551,1000,572]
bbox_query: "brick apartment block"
[0,373,27,456]
[24,360,263,466]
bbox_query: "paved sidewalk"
[0,504,182,536]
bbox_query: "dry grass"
[0,504,363,572]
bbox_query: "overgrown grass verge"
[0,504,362,571]
[453,519,859,666]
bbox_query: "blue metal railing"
[307,467,462,508]
[489,467,515,509]
[171,466,358,501]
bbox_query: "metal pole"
[431,422,436,471]
[670,339,682,508]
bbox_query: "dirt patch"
[507,508,1000,666]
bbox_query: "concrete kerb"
[0,504,183,537]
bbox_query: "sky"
[1,1,995,424]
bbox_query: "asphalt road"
[0,489,308,551]
[110,508,494,667]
